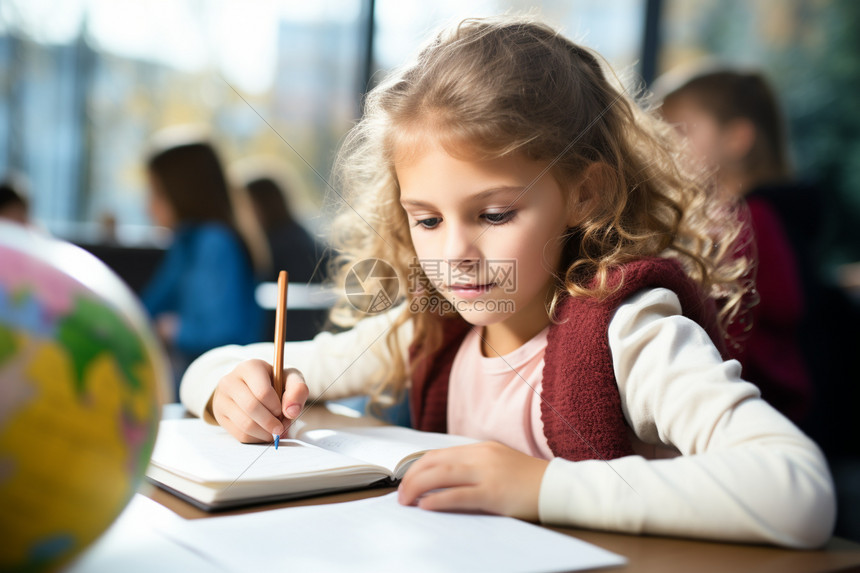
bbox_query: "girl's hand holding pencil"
[211,271,308,444]
[211,359,308,444]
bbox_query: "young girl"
[180,16,835,548]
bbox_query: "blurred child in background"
[660,69,813,423]
[142,131,264,395]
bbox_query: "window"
[0,0,364,240]
[373,0,644,83]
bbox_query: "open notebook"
[146,418,477,510]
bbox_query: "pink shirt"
[447,326,555,460]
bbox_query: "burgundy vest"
[408,257,725,462]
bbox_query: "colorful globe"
[0,222,168,572]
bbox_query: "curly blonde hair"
[325,15,752,411]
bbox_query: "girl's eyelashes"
[411,210,517,230]
[414,217,442,229]
[482,210,517,225]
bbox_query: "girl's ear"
[722,118,756,162]
[566,162,607,228]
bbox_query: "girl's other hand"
[210,359,309,443]
[397,441,549,521]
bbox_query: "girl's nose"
[443,222,482,265]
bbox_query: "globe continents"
[0,223,169,572]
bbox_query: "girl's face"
[663,96,758,196]
[397,142,573,346]
[662,96,730,172]
[146,171,177,229]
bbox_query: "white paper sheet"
[64,494,225,573]
[162,492,626,573]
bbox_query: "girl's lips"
[448,283,495,299]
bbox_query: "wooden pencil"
[272,270,288,399]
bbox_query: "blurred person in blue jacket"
[142,132,263,395]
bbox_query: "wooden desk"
[144,406,860,573]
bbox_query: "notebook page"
[162,491,626,573]
[150,419,378,483]
[300,426,478,474]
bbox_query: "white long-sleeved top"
[179,288,835,548]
